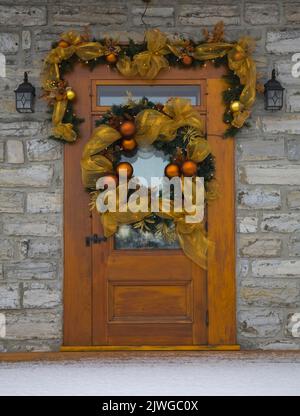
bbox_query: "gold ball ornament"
[115,162,134,179]
[230,100,243,113]
[164,163,181,179]
[181,160,198,177]
[66,88,76,101]
[106,53,118,64]
[121,138,137,152]
[120,121,136,138]
[182,54,193,66]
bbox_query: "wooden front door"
[63,63,237,349]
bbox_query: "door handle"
[85,234,107,247]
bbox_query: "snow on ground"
[1,353,300,396]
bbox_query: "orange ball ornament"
[103,174,118,188]
[106,53,118,64]
[182,55,193,66]
[120,121,136,138]
[234,51,245,61]
[164,163,181,179]
[181,160,198,177]
[121,138,137,151]
[115,162,134,179]
[58,40,69,48]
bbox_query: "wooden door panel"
[108,282,192,321]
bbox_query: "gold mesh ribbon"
[194,37,256,129]
[227,37,256,128]
[81,97,214,268]
[42,31,105,141]
[117,29,170,79]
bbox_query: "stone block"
[262,116,300,134]
[0,6,47,26]
[23,282,61,309]
[284,3,300,24]
[27,239,61,259]
[0,284,20,309]
[0,33,19,53]
[239,165,300,185]
[289,235,300,256]
[3,215,61,237]
[287,190,300,209]
[178,5,240,26]
[238,309,281,337]
[238,216,259,233]
[52,6,127,26]
[266,30,300,54]
[26,139,62,162]
[4,261,56,281]
[6,140,24,164]
[245,3,279,25]
[5,311,61,340]
[287,139,300,161]
[0,239,13,260]
[252,260,300,277]
[240,279,300,306]
[261,213,300,233]
[27,192,62,214]
[132,7,174,27]
[238,139,285,161]
[22,31,31,50]
[0,165,53,187]
[238,188,281,209]
[239,237,282,258]
[0,191,24,213]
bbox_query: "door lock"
[85,234,107,247]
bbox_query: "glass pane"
[114,145,180,250]
[97,85,200,106]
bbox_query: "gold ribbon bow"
[227,37,256,128]
[42,31,106,142]
[117,29,170,79]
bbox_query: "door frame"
[62,63,238,350]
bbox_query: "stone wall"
[0,0,300,351]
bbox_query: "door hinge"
[85,234,107,247]
[206,310,209,326]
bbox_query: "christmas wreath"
[81,97,217,269]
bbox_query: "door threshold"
[61,345,240,352]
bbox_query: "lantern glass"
[15,72,35,113]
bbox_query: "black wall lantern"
[15,72,35,113]
[264,69,285,111]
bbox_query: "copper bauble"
[120,121,136,138]
[233,51,245,61]
[58,40,69,48]
[121,138,137,151]
[106,53,118,64]
[103,174,118,188]
[230,100,243,113]
[181,160,198,177]
[115,162,134,178]
[182,55,193,66]
[164,163,181,178]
